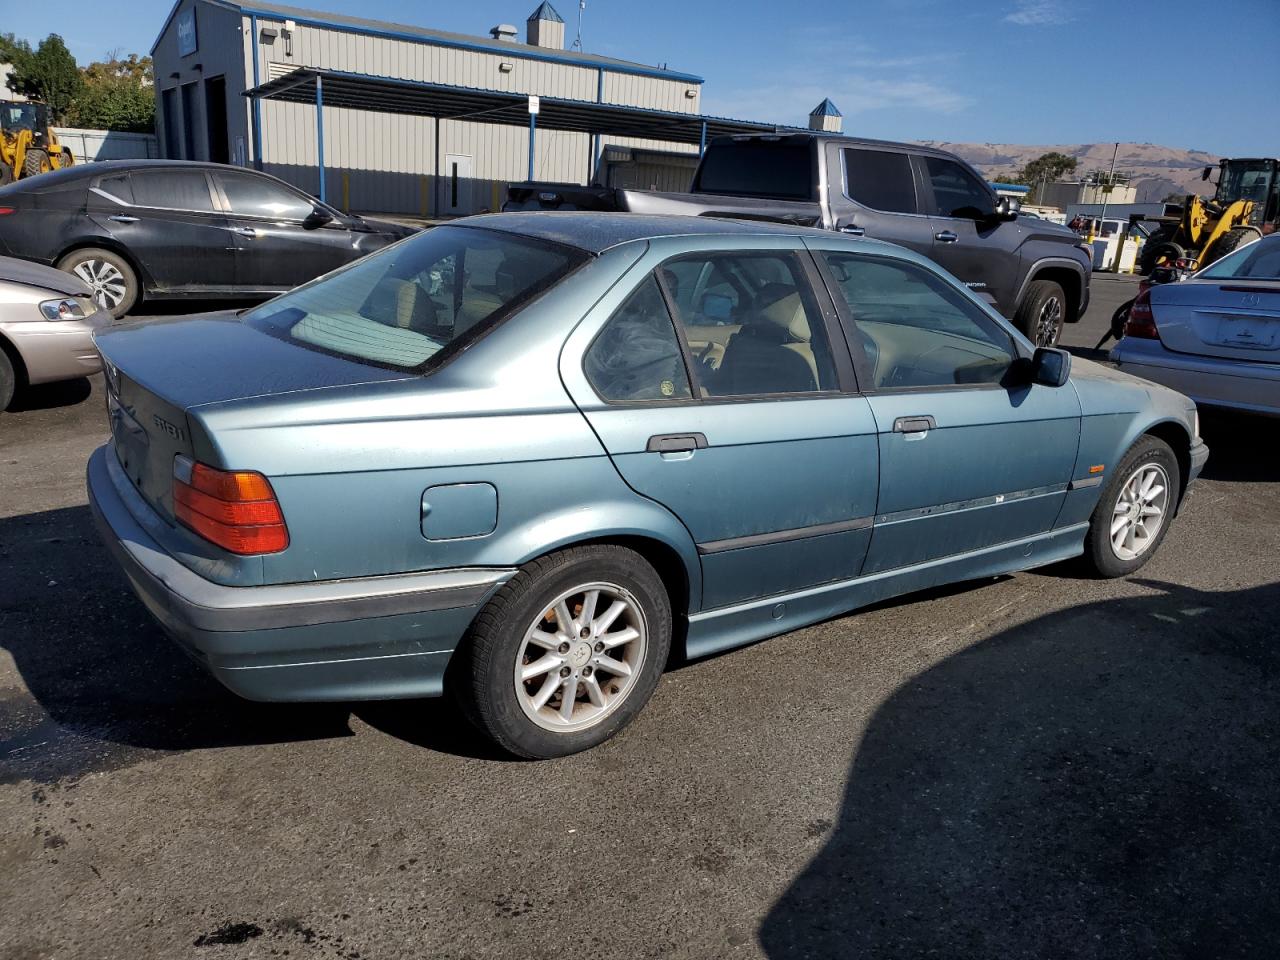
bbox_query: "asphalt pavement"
[2,276,1279,959]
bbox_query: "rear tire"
[0,349,15,411]
[1013,279,1066,347]
[1139,226,1181,275]
[0,162,13,186]
[23,148,50,178]
[57,247,138,318]
[1082,435,1181,578]
[59,149,74,168]
[452,544,672,759]
[1202,226,1261,267]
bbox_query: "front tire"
[0,349,15,411]
[1083,435,1181,578]
[57,247,138,318]
[1014,279,1066,347]
[23,147,50,178]
[453,545,672,759]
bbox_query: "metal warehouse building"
[150,0,784,216]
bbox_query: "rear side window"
[245,225,585,371]
[96,174,134,204]
[844,149,917,214]
[693,142,814,201]
[217,171,314,220]
[130,171,215,211]
[584,277,692,403]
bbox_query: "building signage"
[177,8,199,57]
[528,95,540,115]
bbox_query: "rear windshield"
[1197,236,1280,280]
[244,225,587,371]
[692,141,815,201]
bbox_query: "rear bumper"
[0,309,108,384]
[87,444,514,702]
[1111,339,1280,417]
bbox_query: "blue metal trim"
[234,6,704,83]
[591,67,603,183]
[528,110,537,182]
[699,120,707,157]
[249,13,264,168]
[315,74,326,202]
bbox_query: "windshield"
[0,103,39,133]
[1197,236,1280,280]
[693,141,815,201]
[244,225,587,371]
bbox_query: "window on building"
[129,171,215,211]
[844,149,917,214]
[923,156,995,219]
[822,252,1015,389]
[584,276,692,403]
[217,171,315,220]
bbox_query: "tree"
[2,33,82,123]
[70,53,154,133]
[1014,151,1080,202]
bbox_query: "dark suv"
[0,160,415,317]
[507,134,1093,346]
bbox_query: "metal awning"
[244,67,789,147]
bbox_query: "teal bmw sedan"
[88,214,1207,758]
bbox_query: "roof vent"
[808,98,843,133]
[526,2,565,49]
[490,24,519,41]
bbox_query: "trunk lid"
[96,311,409,520]
[1150,279,1280,363]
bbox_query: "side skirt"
[683,523,1088,661]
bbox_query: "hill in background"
[918,141,1223,204]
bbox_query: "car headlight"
[39,297,88,321]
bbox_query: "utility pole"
[1099,142,1120,271]
[572,1,585,50]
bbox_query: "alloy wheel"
[72,258,127,311]
[515,582,648,733]
[1036,295,1063,347]
[1109,462,1170,561]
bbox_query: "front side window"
[923,156,994,219]
[584,277,692,402]
[244,225,585,370]
[660,252,839,398]
[218,171,315,220]
[844,148,917,214]
[129,171,215,211]
[822,252,1015,389]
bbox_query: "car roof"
[0,159,267,192]
[456,212,833,254]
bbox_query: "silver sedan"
[0,256,108,411]
[1112,233,1280,416]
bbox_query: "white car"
[0,256,108,410]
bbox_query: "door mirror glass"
[1030,346,1071,387]
[994,196,1021,222]
[304,205,335,229]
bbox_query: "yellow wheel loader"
[1139,157,1279,274]
[0,100,75,184]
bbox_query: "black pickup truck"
[505,133,1092,347]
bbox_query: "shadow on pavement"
[1197,411,1280,483]
[759,579,1280,959]
[6,376,93,413]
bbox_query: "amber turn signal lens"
[172,456,289,555]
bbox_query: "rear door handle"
[646,433,708,453]
[840,224,866,236]
[935,230,959,243]
[107,214,139,223]
[893,416,936,433]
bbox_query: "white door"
[442,154,473,215]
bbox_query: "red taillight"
[1124,289,1160,340]
[173,456,289,555]
[0,207,15,216]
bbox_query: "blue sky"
[5,0,1277,154]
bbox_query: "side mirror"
[1030,346,1071,387]
[303,205,334,229]
[992,196,1020,222]
[1201,165,1213,181]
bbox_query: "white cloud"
[1004,0,1075,26]
[704,74,972,127]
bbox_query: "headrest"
[755,286,811,341]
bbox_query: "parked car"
[504,133,1094,347]
[1112,233,1280,416]
[0,160,416,318]
[0,255,107,410]
[88,213,1206,759]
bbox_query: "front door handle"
[935,230,959,243]
[840,224,866,237]
[646,433,708,453]
[893,416,936,434]
[107,214,139,223]
[232,226,261,238]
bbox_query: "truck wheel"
[1139,226,1180,274]
[57,248,138,318]
[0,349,15,411]
[1082,435,1180,578]
[452,544,672,759]
[0,163,12,186]
[1014,279,1066,347]
[1202,226,1261,267]
[59,149,75,168]
[23,148,51,178]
